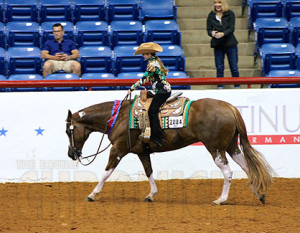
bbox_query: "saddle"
[129,90,192,143]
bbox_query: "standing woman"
[207,0,240,88]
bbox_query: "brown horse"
[66,96,274,205]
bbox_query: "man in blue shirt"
[41,23,81,78]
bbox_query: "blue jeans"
[214,45,239,79]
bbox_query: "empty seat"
[8,74,44,92]
[248,0,283,34]
[7,47,41,76]
[73,0,105,23]
[253,18,289,60]
[166,71,190,89]
[268,69,300,88]
[41,21,74,48]
[0,0,3,23]
[140,0,177,21]
[113,45,147,75]
[159,45,185,71]
[117,72,146,90]
[45,73,80,91]
[106,0,139,22]
[296,43,300,69]
[6,21,40,48]
[110,20,143,48]
[5,0,38,23]
[76,21,109,47]
[0,22,5,48]
[260,43,296,76]
[81,73,116,90]
[284,0,300,20]
[289,17,300,46]
[79,46,113,74]
[144,20,181,45]
[0,47,5,75]
[39,0,72,23]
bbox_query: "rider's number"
[169,116,183,128]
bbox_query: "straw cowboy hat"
[134,42,163,55]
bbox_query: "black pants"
[148,92,171,140]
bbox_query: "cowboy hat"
[134,42,163,55]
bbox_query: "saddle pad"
[129,95,194,129]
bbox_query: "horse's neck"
[79,102,116,133]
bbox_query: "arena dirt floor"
[0,178,299,233]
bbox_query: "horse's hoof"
[86,196,94,202]
[259,194,266,204]
[144,197,153,202]
[212,199,226,205]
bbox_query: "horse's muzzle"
[68,145,82,161]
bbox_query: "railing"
[0,77,300,89]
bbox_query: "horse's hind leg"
[212,150,233,205]
[227,135,265,202]
[137,153,157,202]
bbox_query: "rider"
[127,42,171,146]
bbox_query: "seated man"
[41,23,81,78]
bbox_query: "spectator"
[206,0,240,89]
[41,23,81,78]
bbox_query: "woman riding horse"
[127,42,171,147]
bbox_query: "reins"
[74,93,131,166]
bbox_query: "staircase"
[176,0,261,89]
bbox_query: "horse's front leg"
[137,153,158,202]
[87,146,125,202]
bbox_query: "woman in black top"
[206,0,240,88]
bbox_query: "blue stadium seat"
[45,73,80,91]
[39,0,72,23]
[260,43,296,76]
[248,0,283,35]
[110,20,143,48]
[106,0,139,22]
[289,17,300,46]
[5,0,38,23]
[113,45,147,75]
[159,45,185,71]
[7,47,41,76]
[73,0,105,23]
[253,18,289,61]
[79,46,113,74]
[268,69,300,88]
[6,22,40,48]
[144,20,181,45]
[284,0,300,20]
[116,71,146,90]
[81,73,116,90]
[0,74,7,92]
[0,22,5,48]
[8,74,44,92]
[296,43,300,69]
[0,0,4,23]
[166,71,190,89]
[0,47,5,75]
[76,21,109,47]
[140,0,177,21]
[41,21,74,49]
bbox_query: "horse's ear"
[67,110,72,121]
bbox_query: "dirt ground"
[0,178,299,233]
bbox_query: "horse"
[66,96,275,205]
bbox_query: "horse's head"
[65,110,92,161]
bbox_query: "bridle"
[67,93,131,166]
[67,121,111,166]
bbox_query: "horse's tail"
[230,105,275,195]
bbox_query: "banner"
[0,89,299,182]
